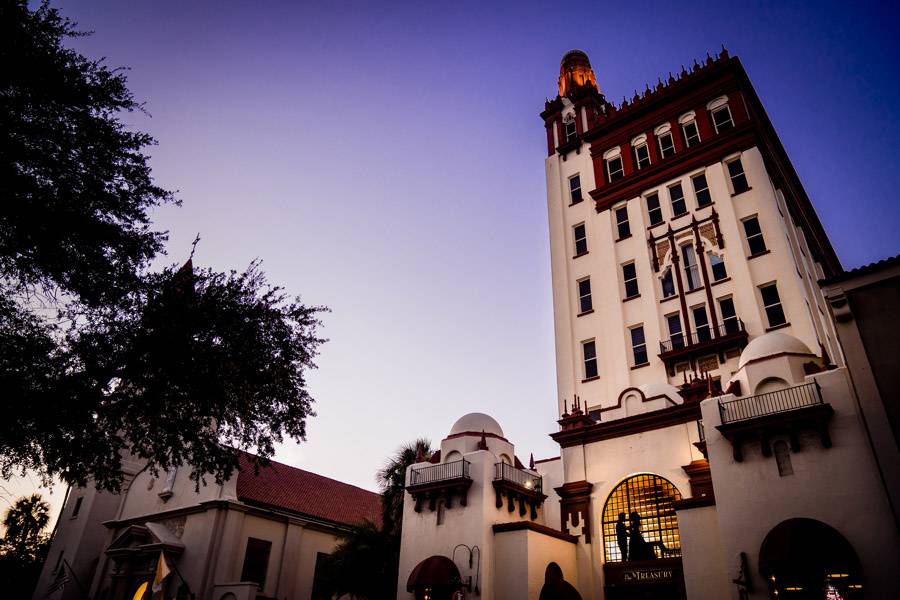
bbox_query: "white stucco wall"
[494,528,578,600]
[701,368,900,599]
[677,504,730,599]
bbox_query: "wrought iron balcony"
[409,459,470,486]
[492,463,546,519]
[658,320,749,374]
[716,382,833,461]
[719,381,824,424]
[407,459,472,512]
[494,462,543,493]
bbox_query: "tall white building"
[397,49,900,600]
[541,49,842,418]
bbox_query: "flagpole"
[61,558,90,600]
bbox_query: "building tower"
[541,48,842,419]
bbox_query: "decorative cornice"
[591,124,757,212]
[551,402,702,448]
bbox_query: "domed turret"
[448,412,505,439]
[738,332,814,369]
[558,49,598,97]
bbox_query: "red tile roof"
[236,452,382,527]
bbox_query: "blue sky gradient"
[9,1,899,515]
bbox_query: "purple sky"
[7,0,900,518]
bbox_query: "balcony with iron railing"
[658,319,749,373]
[407,459,472,512]
[492,462,546,519]
[716,381,833,462]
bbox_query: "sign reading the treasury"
[622,568,674,583]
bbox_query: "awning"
[758,518,860,576]
[406,555,461,592]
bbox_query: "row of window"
[602,100,735,184]
[569,157,749,238]
[573,212,769,304]
[579,282,786,377]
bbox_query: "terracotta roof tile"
[236,452,382,527]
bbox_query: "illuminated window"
[601,474,683,563]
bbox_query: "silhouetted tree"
[0,1,325,491]
[323,439,432,599]
[0,494,51,597]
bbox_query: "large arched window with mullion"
[601,474,683,563]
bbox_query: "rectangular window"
[615,206,630,239]
[582,340,598,379]
[241,538,272,588]
[681,244,701,291]
[727,157,750,194]
[661,268,676,298]
[569,175,582,204]
[709,253,727,281]
[578,278,593,314]
[711,105,734,133]
[692,173,712,207]
[742,216,767,256]
[718,297,739,334]
[622,262,639,299]
[692,305,711,342]
[564,119,577,142]
[71,497,83,519]
[760,283,787,328]
[573,223,587,256]
[682,120,701,147]
[667,313,684,350]
[606,156,624,182]
[633,143,651,169]
[631,326,648,366]
[669,183,687,217]
[646,193,663,225]
[658,132,675,158]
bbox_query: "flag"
[151,551,170,593]
[151,551,171,593]
[131,582,149,600]
[46,567,70,595]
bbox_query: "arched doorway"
[406,555,463,600]
[600,474,686,600]
[759,518,863,599]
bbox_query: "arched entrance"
[406,555,463,600]
[759,518,863,599]
[600,474,686,600]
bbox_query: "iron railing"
[718,381,823,425]
[408,459,470,486]
[494,462,542,493]
[660,319,745,354]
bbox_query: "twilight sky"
[7,0,900,523]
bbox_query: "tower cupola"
[558,49,598,97]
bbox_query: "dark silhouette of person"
[616,512,629,560]
[628,511,657,561]
[538,562,582,600]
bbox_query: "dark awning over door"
[406,555,461,592]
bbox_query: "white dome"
[638,383,683,403]
[449,413,505,438]
[738,332,814,369]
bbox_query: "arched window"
[601,474,683,563]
